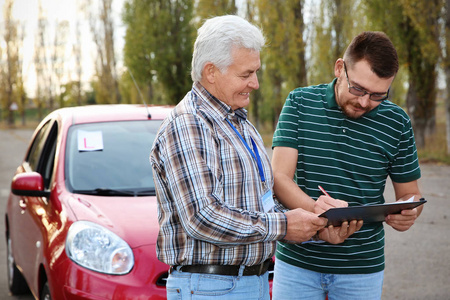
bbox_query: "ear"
[203,62,216,84]
[334,58,344,78]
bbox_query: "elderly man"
[150,15,328,300]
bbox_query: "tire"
[41,282,52,300]
[6,234,30,294]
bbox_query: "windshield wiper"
[73,188,155,196]
[133,188,156,196]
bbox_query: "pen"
[318,185,330,197]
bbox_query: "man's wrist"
[311,231,320,241]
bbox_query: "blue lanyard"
[225,119,266,184]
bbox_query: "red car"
[6,104,173,299]
[6,104,275,300]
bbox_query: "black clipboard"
[319,198,427,227]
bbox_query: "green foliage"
[122,0,195,105]
[255,0,307,129]
[195,0,237,22]
[86,0,121,105]
[0,0,25,126]
[363,0,443,148]
[58,81,85,107]
[308,0,363,85]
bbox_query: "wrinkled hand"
[284,208,327,243]
[385,208,418,232]
[318,220,363,244]
[314,195,348,215]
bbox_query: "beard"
[339,101,371,119]
[335,78,371,119]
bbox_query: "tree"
[195,0,237,21]
[86,0,121,104]
[59,81,83,107]
[243,0,263,129]
[255,0,308,130]
[122,0,159,104]
[52,20,69,108]
[34,1,52,118]
[73,19,84,106]
[122,0,194,105]
[444,0,450,154]
[365,0,442,149]
[1,0,26,126]
[401,0,441,149]
[308,0,359,85]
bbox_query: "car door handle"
[19,199,27,210]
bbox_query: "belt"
[170,259,271,276]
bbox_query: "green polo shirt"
[272,79,421,274]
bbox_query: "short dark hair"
[343,31,398,78]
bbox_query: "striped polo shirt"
[272,79,421,274]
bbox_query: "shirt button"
[343,129,346,133]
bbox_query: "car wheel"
[6,234,29,294]
[41,282,52,300]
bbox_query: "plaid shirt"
[150,82,287,267]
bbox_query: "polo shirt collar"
[325,78,339,109]
[325,78,380,118]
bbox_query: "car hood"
[67,194,159,248]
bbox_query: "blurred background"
[1,1,449,299]
[0,0,449,164]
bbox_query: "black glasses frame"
[343,61,390,102]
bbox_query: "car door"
[11,119,58,288]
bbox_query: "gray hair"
[191,15,265,82]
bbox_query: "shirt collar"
[325,78,339,109]
[326,78,380,118]
[193,82,248,121]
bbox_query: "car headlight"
[66,221,134,275]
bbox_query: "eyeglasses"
[343,61,389,102]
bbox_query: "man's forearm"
[273,174,315,211]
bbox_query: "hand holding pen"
[315,185,363,244]
[314,185,348,215]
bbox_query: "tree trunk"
[406,46,437,150]
[294,0,307,87]
[21,94,26,126]
[7,108,14,127]
[445,72,450,154]
[446,0,450,154]
[406,84,425,148]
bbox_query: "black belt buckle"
[170,259,270,276]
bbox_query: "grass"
[417,122,450,165]
[417,97,450,165]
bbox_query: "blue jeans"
[272,259,384,300]
[166,266,270,300]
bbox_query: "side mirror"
[11,172,51,198]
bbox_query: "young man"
[271,31,423,299]
[150,15,327,300]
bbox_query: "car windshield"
[65,120,162,196]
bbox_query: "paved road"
[0,128,449,299]
[383,165,450,300]
[0,129,34,299]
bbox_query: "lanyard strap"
[225,119,266,183]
